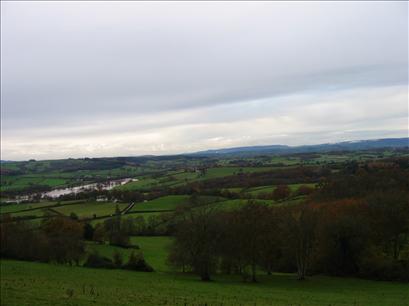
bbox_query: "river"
[41,178,138,199]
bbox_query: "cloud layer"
[1,1,408,160]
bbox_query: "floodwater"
[41,178,137,199]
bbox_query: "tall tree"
[282,203,317,280]
[168,206,221,281]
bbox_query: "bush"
[83,223,94,240]
[123,251,154,272]
[92,224,106,243]
[69,212,79,220]
[272,185,291,201]
[359,254,409,282]
[109,231,130,248]
[296,185,315,196]
[83,252,115,269]
[113,250,123,267]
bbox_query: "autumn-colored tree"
[103,215,130,247]
[42,217,85,265]
[366,190,409,260]
[228,202,270,282]
[313,199,370,276]
[258,208,283,275]
[124,251,153,272]
[113,250,123,267]
[93,224,106,243]
[273,185,291,201]
[83,222,94,240]
[281,203,317,280]
[296,185,315,196]
[168,206,222,281]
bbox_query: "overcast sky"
[1,1,408,160]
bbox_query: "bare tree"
[282,203,317,280]
[168,205,222,281]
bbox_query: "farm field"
[9,208,55,218]
[131,236,172,272]
[1,150,406,196]
[116,166,283,191]
[115,177,159,191]
[0,201,58,214]
[89,211,165,226]
[0,175,70,192]
[245,183,316,196]
[85,236,172,272]
[53,202,129,218]
[213,199,272,210]
[1,259,408,306]
[0,159,148,194]
[117,195,301,221]
[130,195,190,212]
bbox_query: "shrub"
[113,250,123,267]
[359,254,409,282]
[123,251,154,272]
[109,231,130,248]
[83,223,94,240]
[83,252,115,269]
[272,185,291,201]
[69,212,79,220]
[296,185,315,196]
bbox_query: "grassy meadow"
[130,195,190,212]
[1,251,408,306]
[53,202,129,218]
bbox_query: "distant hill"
[2,138,408,163]
[193,137,409,156]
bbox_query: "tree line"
[168,160,409,282]
[0,213,153,272]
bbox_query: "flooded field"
[41,178,137,198]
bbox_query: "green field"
[89,212,165,226]
[0,175,69,192]
[214,199,278,210]
[2,232,408,305]
[246,183,317,196]
[0,201,58,214]
[1,150,406,195]
[9,209,55,218]
[1,258,407,306]
[132,236,172,272]
[0,161,146,193]
[130,195,190,212]
[116,167,278,191]
[53,202,129,218]
[86,236,172,272]
[198,167,272,179]
[115,178,159,191]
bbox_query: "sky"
[1,1,408,161]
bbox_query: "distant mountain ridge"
[2,138,408,162]
[192,137,409,156]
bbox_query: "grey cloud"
[1,1,408,159]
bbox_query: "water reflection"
[41,178,137,199]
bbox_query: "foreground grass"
[1,259,408,306]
